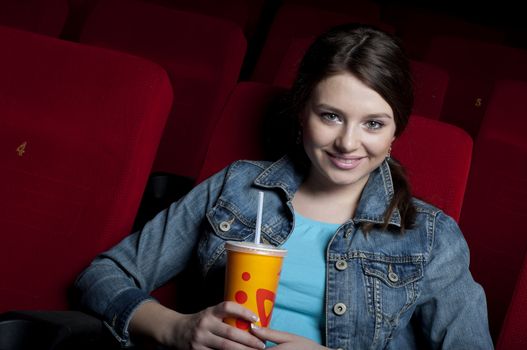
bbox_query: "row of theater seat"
[1,0,525,140]
[1,0,527,348]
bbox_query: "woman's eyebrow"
[315,103,346,116]
[366,113,393,119]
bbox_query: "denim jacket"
[76,156,493,349]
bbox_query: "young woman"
[76,24,493,349]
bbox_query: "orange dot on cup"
[242,272,251,281]
[235,290,247,304]
[236,318,250,330]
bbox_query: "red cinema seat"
[460,80,527,342]
[284,0,381,20]
[142,0,265,38]
[410,60,448,120]
[0,0,68,37]
[196,82,286,184]
[272,35,448,120]
[497,253,527,350]
[251,3,392,84]
[391,115,472,221]
[0,25,172,311]
[380,4,505,59]
[80,0,246,180]
[423,36,527,138]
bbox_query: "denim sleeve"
[415,212,494,349]
[74,167,229,347]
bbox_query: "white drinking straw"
[254,191,264,244]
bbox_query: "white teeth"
[335,157,355,164]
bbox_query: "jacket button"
[388,271,399,283]
[336,348,344,350]
[219,221,231,232]
[335,260,348,271]
[333,303,347,316]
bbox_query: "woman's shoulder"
[409,197,467,256]
[411,197,443,217]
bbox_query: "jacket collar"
[253,155,304,201]
[254,155,401,227]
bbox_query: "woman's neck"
[292,171,369,224]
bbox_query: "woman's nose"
[335,126,359,153]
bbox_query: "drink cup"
[224,241,287,330]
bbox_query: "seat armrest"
[0,310,117,350]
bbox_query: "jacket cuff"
[103,288,156,347]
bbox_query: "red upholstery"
[0,25,172,311]
[424,36,527,138]
[380,4,505,59]
[142,0,265,37]
[497,253,527,350]
[196,82,286,184]
[392,115,472,221]
[0,0,68,37]
[272,35,448,120]
[80,0,246,179]
[251,3,393,84]
[284,0,381,20]
[410,60,448,120]
[460,80,527,342]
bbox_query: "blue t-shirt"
[268,212,340,345]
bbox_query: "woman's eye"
[320,113,341,123]
[365,120,384,130]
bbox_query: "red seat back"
[0,26,172,311]
[410,60,448,120]
[460,80,527,341]
[496,253,527,350]
[80,0,246,179]
[284,0,381,19]
[0,0,68,37]
[497,252,527,350]
[381,5,505,59]
[424,36,527,138]
[196,82,286,183]
[142,0,265,38]
[251,3,392,84]
[392,115,472,221]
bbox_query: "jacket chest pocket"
[198,204,256,276]
[361,257,424,321]
[207,202,256,241]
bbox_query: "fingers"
[250,324,299,344]
[211,301,259,323]
[191,302,264,350]
[206,322,266,350]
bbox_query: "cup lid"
[225,241,287,257]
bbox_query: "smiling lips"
[327,152,365,170]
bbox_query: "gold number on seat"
[16,141,27,157]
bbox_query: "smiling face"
[301,72,396,192]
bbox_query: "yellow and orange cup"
[224,241,287,330]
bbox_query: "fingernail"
[251,315,259,322]
[250,323,261,330]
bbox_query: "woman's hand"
[250,325,328,350]
[162,301,266,349]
